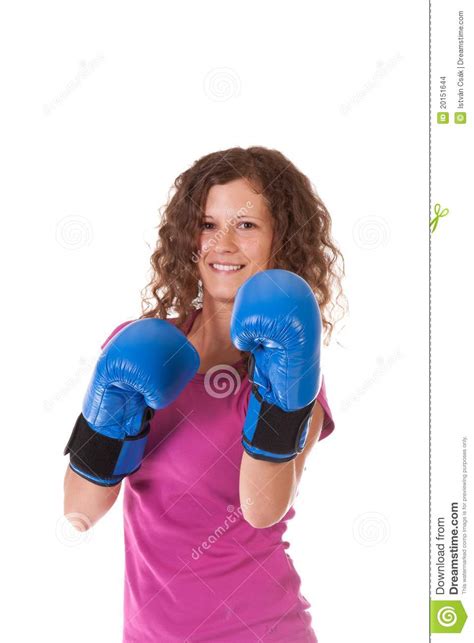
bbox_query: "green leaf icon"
[430,600,468,633]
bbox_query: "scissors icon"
[430,203,449,233]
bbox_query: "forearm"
[63,466,121,530]
[239,402,324,529]
[239,453,297,528]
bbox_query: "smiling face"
[197,178,274,303]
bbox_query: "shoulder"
[293,376,336,476]
[100,320,136,350]
[315,375,336,441]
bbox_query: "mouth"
[208,262,246,274]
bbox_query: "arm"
[63,466,122,531]
[62,320,199,527]
[239,401,325,528]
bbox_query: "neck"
[189,298,235,352]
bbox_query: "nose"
[213,226,239,254]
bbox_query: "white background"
[1,1,430,641]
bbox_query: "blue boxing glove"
[230,270,322,463]
[64,319,200,486]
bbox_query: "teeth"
[211,263,243,271]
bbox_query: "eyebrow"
[202,213,262,219]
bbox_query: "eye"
[238,221,256,230]
[201,222,215,230]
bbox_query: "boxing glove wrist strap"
[63,407,154,487]
[242,385,315,463]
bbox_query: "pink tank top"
[101,309,335,642]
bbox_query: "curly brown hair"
[140,146,347,350]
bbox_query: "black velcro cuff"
[245,387,315,458]
[241,440,298,464]
[63,408,153,482]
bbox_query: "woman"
[64,146,347,642]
